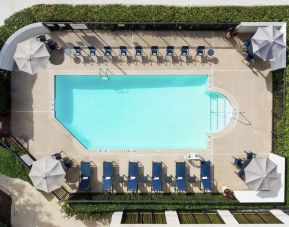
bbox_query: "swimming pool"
[55,75,232,150]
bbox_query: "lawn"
[0,146,30,182]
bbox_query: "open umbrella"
[29,156,66,193]
[244,157,278,191]
[251,26,286,61]
[13,38,50,74]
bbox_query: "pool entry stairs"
[210,93,233,132]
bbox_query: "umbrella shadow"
[49,48,65,65]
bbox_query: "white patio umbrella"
[29,156,66,193]
[251,26,286,61]
[244,157,278,191]
[13,38,50,74]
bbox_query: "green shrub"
[1,5,289,48]
[0,146,30,181]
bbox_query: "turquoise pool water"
[55,75,232,150]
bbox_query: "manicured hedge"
[68,192,231,203]
[63,191,288,219]
[1,5,289,47]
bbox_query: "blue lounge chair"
[181,46,189,56]
[200,161,212,191]
[152,162,162,191]
[104,46,112,56]
[166,46,174,56]
[52,153,62,160]
[37,35,46,42]
[120,46,127,56]
[135,46,142,56]
[128,161,138,191]
[233,158,244,169]
[151,46,158,56]
[245,151,255,161]
[176,162,186,191]
[74,46,81,56]
[196,46,205,56]
[102,161,113,191]
[79,161,91,191]
[52,152,73,170]
[88,46,96,56]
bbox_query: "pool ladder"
[99,68,109,80]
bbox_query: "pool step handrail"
[99,68,109,80]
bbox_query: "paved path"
[0,174,110,227]
[1,0,288,26]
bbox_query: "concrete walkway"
[1,0,288,26]
[0,174,110,227]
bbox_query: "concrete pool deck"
[10,30,272,193]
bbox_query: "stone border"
[48,69,236,155]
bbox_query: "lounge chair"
[135,46,143,56]
[151,46,158,56]
[181,46,189,56]
[166,46,174,56]
[104,46,112,56]
[200,161,212,191]
[37,35,46,42]
[120,46,127,56]
[79,161,91,191]
[152,162,162,191]
[128,161,138,191]
[175,162,186,191]
[74,46,82,56]
[102,161,113,191]
[233,158,244,169]
[52,152,73,170]
[196,46,205,56]
[88,46,96,56]
[245,151,255,161]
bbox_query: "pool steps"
[210,93,233,132]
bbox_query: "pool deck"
[10,30,272,193]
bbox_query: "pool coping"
[49,69,238,154]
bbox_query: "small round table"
[64,48,72,56]
[207,49,215,57]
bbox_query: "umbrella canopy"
[244,157,278,191]
[29,156,66,193]
[13,38,50,74]
[251,26,286,61]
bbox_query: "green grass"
[0,146,30,182]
